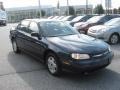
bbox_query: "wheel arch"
[43,49,59,63]
[110,32,120,40]
[111,32,120,36]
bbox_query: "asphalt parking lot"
[0,23,120,90]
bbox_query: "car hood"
[47,34,108,54]
[74,22,86,27]
[74,22,91,29]
[89,25,116,31]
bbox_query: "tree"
[118,7,120,14]
[113,8,118,14]
[37,10,46,17]
[66,6,75,15]
[41,10,45,16]
[94,4,104,15]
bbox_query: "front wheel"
[46,53,62,76]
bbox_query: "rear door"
[16,20,30,50]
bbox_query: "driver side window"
[29,22,39,33]
[17,20,30,33]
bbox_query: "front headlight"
[71,53,90,60]
[96,29,107,33]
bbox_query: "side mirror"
[31,32,39,37]
[31,32,42,39]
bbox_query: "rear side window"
[21,20,30,26]
[104,16,110,21]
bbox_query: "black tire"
[109,34,119,44]
[4,23,7,26]
[46,52,62,76]
[12,39,20,53]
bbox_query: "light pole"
[57,0,60,16]
[67,0,69,16]
[86,0,88,14]
[101,0,102,5]
[38,0,42,18]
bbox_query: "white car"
[88,18,120,44]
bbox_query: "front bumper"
[0,20,6,25]
[62,51,113,72]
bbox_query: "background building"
[6,6,54,23]
[59,5,93,15]
[6,5,93,23]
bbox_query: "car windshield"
[40,21,78,37]
[71,16,83,22]
[0,11,6,18]
[87,16,103,23]
[104,18,120,26]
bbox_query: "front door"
[23,21,46,59]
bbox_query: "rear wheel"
[12,39,20,53]
[46,53,62,76]
[109,34,119,44]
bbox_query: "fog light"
[63,61,70,65]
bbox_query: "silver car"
[88,18,120,44]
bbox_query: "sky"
[0,0,120,9]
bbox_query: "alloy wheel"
[47,56,58,74]
[110,34,119,44]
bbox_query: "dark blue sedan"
[10,19,113,76]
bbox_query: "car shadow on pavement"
[7,51,45,74]
[111,43,120,50]
[111,44,120,60]
[7,51,120,90]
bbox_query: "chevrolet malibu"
[10,19,113,76]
